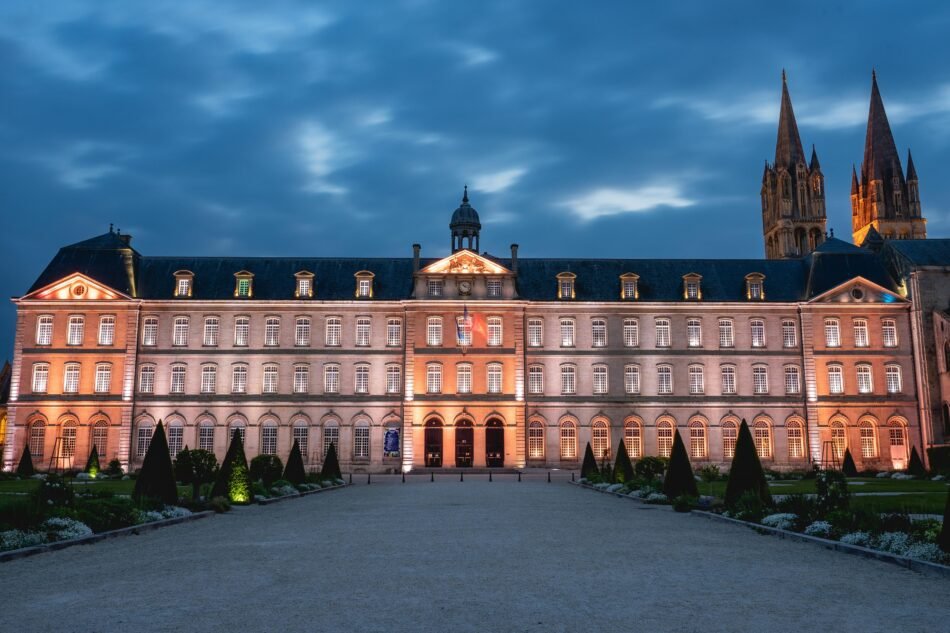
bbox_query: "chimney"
[510,244,519,275]
[412,244,421,273]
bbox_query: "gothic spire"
[809,144,821,171]
[862,70,903,184]
[906,149,918,181]
[774,71,806,169]
[851,165,859,195]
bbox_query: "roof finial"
[462,184,469,204]
[109,223,114,233]
[872,68,877,82]
[829,227,835,238]
[782,68,786,82]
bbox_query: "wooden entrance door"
[456,421,474,467]
[485,419,504,467]
[424,421,443,467]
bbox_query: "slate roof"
[879,239,950,280]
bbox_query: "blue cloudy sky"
[1,0,949,359]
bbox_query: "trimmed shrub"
[841,448,858,477]
[249,455,284,487]
[612,440,634,483]
[84,445,100,477]
[105,459,123,477]
[663,429,698,499]
[211,430,253,504]
[209,496,231,513]
[672,495,696,513]
[634,456,667,481]
[580,443,598,480]
[724,420,772,508]
[320,442,342,481]
[908,446,927,477]
[15,444,34,477]
[74,497,142,533]
[133,421,179,506]
[283,439,307,485]
[926,446,950,476]
[815,468,850,514]
[174,448,218,500]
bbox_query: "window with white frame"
[170,365,186,394]
[198,423,214,452]
[561,365,576,395]
[621,275,638,300]
[261,424,278,455]
[747,278,764,300]
[657,421,673,458]
[593,365,608,394]
[236,276,252,298]
[888,422,905,455]
[830,421,846,460]
[292,423,308,457]
[67,316,84,346]
[201,317,219,346]
[853,319,869,347]
[752,365,768,394]
[36,315,53,345]
[881,319,898,347]
[657,365,673,394]
[624,422,642,458]
[168,424,184,456]
[324,364,340,393]
[527,319,543,347]
[592,421,609,458]
[98,316,115,346]
[457,363,472,394]
[262,365,279,394]
[487,363,503,394]
[859,420,877,458]
[172,317,189,347]
[825,319,840,347]
[296,318,311,346]
[296,276,312,298]
[92,420,108,458]
[557,274,575,299]
[387,319,402,347]
[684,277,701,300]
[355,364,369,394]
[487,317,503,346]
[326,317,342,346]
[386,364,401,394]
[456,315,472,346]
[142,316,158,346]
[784,366,801,394]
[137,425,153,457]
[197,364,215,394]
[356,317,371,346]
[264,317,280,347]
[354,424,370,458]
[687,319,702,347]
[231,365,248,394]
[323,424,339,457]
[623,319,639,347]
[294,365,309,394]
[750,319,766,348]
[427,279,444,297]
[487,278,502,297]
[427,317,443,346]
[560,319,575,347]
[856,364,873,394]
[139,365,155,393]
[560,422,577,459]
[624,365,640,395]
[229,425,246,445]
[688,365,704,394]
[787,421,805,459]
[63,363,80,393]
[528,365,543,394]
[719,319,734,348]
[689,421,707,459]
[357,276,372,298]
[32,363,49,393]
[885,364,902,394]
[426,363,442,394]
[721,365,737,395]
[528,421,544,459]
[234,316,249,346]
[176,276,192,298]
[722,420,738,459]
[655,318,671,347]
[782,319,797,348]
[591,319,607,347]
[753,420,772,458]
[828,364,844,394]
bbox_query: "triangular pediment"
[23,273,129,301]
[808,276,906,304]
[419,250,511,275]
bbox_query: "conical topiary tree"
[663,429,699,498]
[133,420,178,505]
[15,443,34,477]
[841,448,858,477]
[283,438,306,485]
[580,442,598,480]
[908,446,927,478]
[724,420,772,508]
[320,442,342,481]
[84,444,100,477]
[613,439,634,483]
[211,430,252,504]
[938,487,950,553]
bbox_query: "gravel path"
[1,476,947,632]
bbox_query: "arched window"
[528,421,544,459]
[92,420,108,459]
[787,419,805,459]
[260,421,278,455]
[323,421,339,457]
[859,420,877,459]
[591,420,609,459]
[624,420,642,458]
[137,422,154,457]
[559,421,577,459]
[167,420,184,456]
[657,419,674,458]
[228,421,246,445]
[30,420,47,459]
[198,421,215,452]
[292,421,309,461]
[888,420,907,464]
[722,419,738,459]
[753,420,772,459]
[354,420,370,459]
[830,420,846,460]
[688,420,707,459]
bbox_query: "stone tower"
[852,72,926,245]
[761,72,827,259]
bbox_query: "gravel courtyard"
[1,476,947,632]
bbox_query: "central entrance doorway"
[424,419,443,467]
[485,418,504,467]
[455,420,474,467]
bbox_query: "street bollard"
[548,471,551,483]
[460,472,464,482]
[518,472,522,482]
[367,473,371,485]
[489,471,493,482]
[571,472,575,482]
[430,472,434,482]
[402,472,406,483]
[349,473,353,485]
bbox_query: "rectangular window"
[262,365,278,393]
[98,316,115,346]
[203,317,219,346]
[387,319,402,347]
[559,278,574,299]
[527,319,543,347]
[63,364,80,393]
[719,319,734,348]
[655,319,671,348]
[685,280,700,299]
[292,425,308,457]
[753,366,768,394]
[168,426,184,456]
[886,365,902,394]
[560,366,576,395]
[264,317,280,347]
[354,426,370,459]
[32,364,49,393]
[234,317,249,347]
[386,365,401,394]
[591,319,607,347]
[93,364,111,393]
[856,366,873,394]
[296,277,312,298]
[657,366,672,394]
[622,279,637,300]
[201,365,217,394]
[457,364,472,394]
[296,318,311,346]
[232,365,248,394]
[688,366,704,394]
[624,365,640,394]
[528,424,544,459]
[326,317,342,346]
[236,278,251,297]
[36,316,53,345]
[324,365,340,393]
[528,366,543,394]
[748,281,763,300]
[623,319,639,347]
[173,317,189,347]
[170,366,186,394]
[137,427,152,457]
[882,319,898,347]
[176,277,191,297]
[788,426,804,459]
[853,319,869,347]
[750,319,766,348]
[825,319,840,347]
[487,364,502,394]
[358,278,371,297]
[687,319,702,347]
[427,317,443,346]
[488,318,503,346]
[456,316,472,346]
[427,279,444,297]
[323,426,339,457]
[782,320,797,348]
[261,426,277,455]
[198,426,214,452]
[427,364,442,394]
[828,365,843,394]
[561,319,575,347]
[356,317,371,346]
[294,365,310,394]
[592,366,608,394]
[784,366,800,394]
[560,425,577,459]
[139,366,155,393]
[67,316,84,346]
[355,365,369,394]
[487,279,502,297]
[721,366,736,395]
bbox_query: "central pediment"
[419,250,511,276]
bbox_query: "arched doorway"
[485,418,504,467]
[455,420,474,467]
[424,419,443,467]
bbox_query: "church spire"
[862,70,903,185]
[774,71,806,169]
[851,165,859,196]
[906,149,918,181]
[809,144,821,171]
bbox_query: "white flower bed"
[42,518,92,540]
[803,521,833,537]
[644,492,668,503]
[271,485,299,497]
[605,483,624,493]
[875,472,891,478]
[891,472,915,480]
[839,531,872,547]
[0,530,46,552]
[760,513,797,530]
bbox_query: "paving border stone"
[257,482,347,505]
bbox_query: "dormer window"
[427,279,444,297]
[683,274,702,300]
[620,273,639,300]
[234,271,253,298]
[556,272,576,300]
[487,278,502,297]
[355,271,374,298]
[745,273,765,301]
[174,271,194,298]
[295,271,314,298]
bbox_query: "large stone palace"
[3,73,949,474]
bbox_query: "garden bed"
[256,480,346,505]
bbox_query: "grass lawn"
[697,477,949,499]
[0,479,193,514]
[850,494,948,516]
